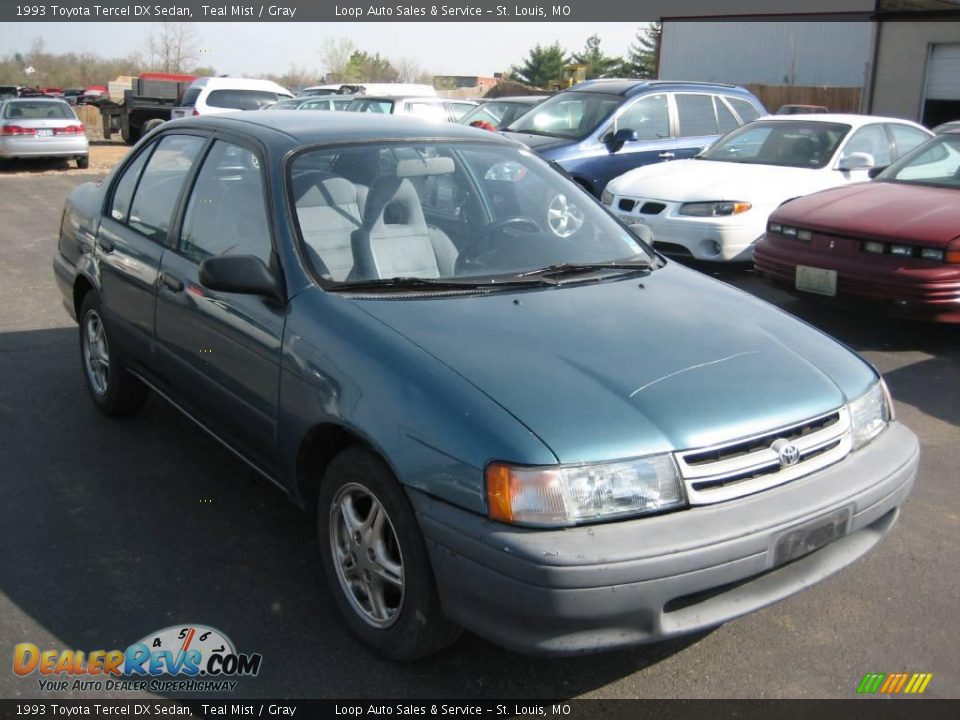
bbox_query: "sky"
[0,22,651,78]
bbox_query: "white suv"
[171,77,293,118]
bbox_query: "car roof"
[350,95,444,102]
[190,76,292,93]
[3,97,69,104]
[481,96,548,104]
[165,109,520,146]
[756,113,930,129]
[568,79,745,97]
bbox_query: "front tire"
[79,292,148,416]
[317,446,461,660]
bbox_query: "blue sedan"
[53,111,918,658]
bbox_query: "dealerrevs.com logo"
[13,624,262,693]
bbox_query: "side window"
[127,134,205,243]
[727,97,761,123]
[889,124,930,158]
[675,94,718,137]
[180,141,271,266]
[110,147,152,222]
[406,102,448,122]
[842,125,892,166]
[615,94,669,141]
[715,97,739,134]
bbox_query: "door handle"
[97,237,115,253]
[159,272,184,293]
[657,152,676,159]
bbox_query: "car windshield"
[3,100,75,119]
[699,120,850,168]
[347,98,395,114]
[460,101,531,129]
[877,133,960,189]
[505,91,622,140]
[289,141,653,290]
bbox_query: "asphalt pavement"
[0,171,957,700]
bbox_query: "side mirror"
[837,152,875,171]
[867,166,887,179]
[605,128,638,153]
[199,254,283,302]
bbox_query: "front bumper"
[411,422,918,655]
[609,197,765,262]
[755,236,960,323]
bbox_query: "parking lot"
[0,168,957,700]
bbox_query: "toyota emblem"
[772,439,801,467]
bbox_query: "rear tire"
[317,446,462,660]
[142,118,165,135]
[79,292,148,416]
[76,155,89,169]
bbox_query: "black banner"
[1,700,960,720]
[1,0,883,23]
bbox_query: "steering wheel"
[547,193,585,238]
[455,216,542,274]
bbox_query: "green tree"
[342,50,399,83]
[620,22,661,79]
[571,34,620,79]
[509,42,568,88]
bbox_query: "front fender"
[277,290,558,516]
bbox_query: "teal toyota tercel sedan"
[53,111,918,659]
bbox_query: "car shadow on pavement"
[0,327,710,701]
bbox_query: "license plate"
[617,214,637,225]
[773,507,850,566]
[35,129,53,137]
[172,111,186,118]
[795,265,837,297]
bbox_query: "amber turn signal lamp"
[485,462,514,523]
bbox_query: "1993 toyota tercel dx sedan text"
[53,112,919,659]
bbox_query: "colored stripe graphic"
[857,672,932,694]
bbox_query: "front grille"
[639,201,666,215]
[675,408,851,505]
[618,198,636,211]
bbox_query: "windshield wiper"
[516,260,656,282]
[330,276,554,293]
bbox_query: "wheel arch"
[73,273,96,320]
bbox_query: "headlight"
[848,380,893,451]
[486,455,686,527]
[600,189,614,206]
[679,201,752,217]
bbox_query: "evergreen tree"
[571,34,619,79]
[509,42,568,88]
[621,22,661,79]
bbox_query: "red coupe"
[755,129,960,322]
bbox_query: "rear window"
[178,88,201,108]
[3,101,75,119]
[205,89,286,110]
[727,97,761,123]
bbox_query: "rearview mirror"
[605,128,639,153]
[199,255,284,302]
[837,152,875,171]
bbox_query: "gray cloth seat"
[294,172,369,281]
[350,177,458,281]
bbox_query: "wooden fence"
[744,84,862,114]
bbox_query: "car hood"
[354,264,876,464]
[500,131,573,155]
[607,158,837,204]
[772,181,960,245]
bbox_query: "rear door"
[671,92,725,160]
[96,133,206,365]
[153,138,285,473]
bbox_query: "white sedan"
[602,114,932,262]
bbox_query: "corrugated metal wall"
[659,21,873,87]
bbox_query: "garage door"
[925,44,960,101]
